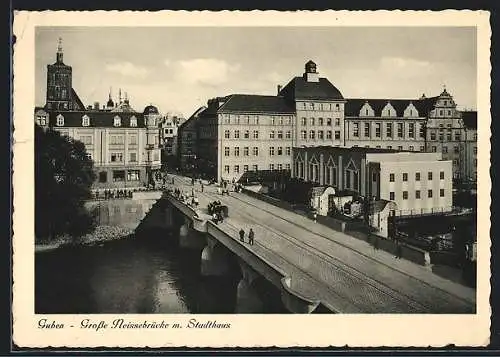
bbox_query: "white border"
[13,10,491,348]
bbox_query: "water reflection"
[35,233,241,314]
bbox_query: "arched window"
[56,114,64,126]
[114,115,122,127]
[130,116,137,127]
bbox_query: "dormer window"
[114,115,122,127]
[130,116,137,127]
[56,114,64,126]
[82,115,90,127]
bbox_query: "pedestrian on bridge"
[248,228,255,245]
[239,229,245,242]
[394,237,402,259]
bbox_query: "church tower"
[46,38,74,111]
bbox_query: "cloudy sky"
[35,27,477,117]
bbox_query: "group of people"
[239,228,255,245]
[173,188,186,202]
[208,201,225,224]
[94,189,133,200]
[217,180,230,195]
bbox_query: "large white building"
[35,39,162,189]
[293,146,453,217]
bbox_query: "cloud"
[173,58,241,86]
[380,57,431,71]
[105,62,150,79]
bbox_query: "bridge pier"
[235,260,263,313]
[200,236,231,276]
[178,217,206,249]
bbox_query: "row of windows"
[300,102,341,111]
[98,170,141,183]
[223,163,291,174]
[300,130,341,140]
[389,189,445,200]
[360,107,420,118]
[109,152,138,163]
[223,115,293,126]
[388,171,445,182]
[223,146,292,156]
[430,131,462,141]
[359,144,424,151]
[223,130,293,140]
[352,122,424,139]
[55,115,139,127]
[78,135,139,146]
[300,117,341,126]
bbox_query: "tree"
[35,125,96,242]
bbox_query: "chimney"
[94,102,100,110]
[277,85,283,95]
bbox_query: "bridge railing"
[206,220,339,314]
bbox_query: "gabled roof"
[413,96,439,116]
[368,199,393,214]
[461,111,477,130]
[345,97,437,117]
[279,76,344,101]
[310,185,334,197]
[218,94,295,114]
[47,111,146,128]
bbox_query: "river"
[35,231,287,314]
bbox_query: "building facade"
[461,111,478,182]
[292,146,453,216]
[159,114,185,157]
[179,60,477,184]
[35,39,162,189]
[177,106,205,173]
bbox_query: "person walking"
[394,237,402,259]
[201,183,204,192]
[239,229,245,242]
[396,240,403,259]
[373,235,379,251]
[248,228,255,245]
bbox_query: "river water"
[35,232,249,314]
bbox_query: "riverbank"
[35,225,135,253]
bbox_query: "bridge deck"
[167,175,475,314]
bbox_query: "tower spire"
[56,37,64,64]
[119,88,122,104]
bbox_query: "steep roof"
[47,111,146,128]
[279,76,344,101]
[413,96,439,116]
[71,88,86,111]
[345,97,438,117]
[461,111,477,130]
[219,94,295,113]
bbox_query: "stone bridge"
[138,174,476,314]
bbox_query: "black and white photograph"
[13,10,491,348]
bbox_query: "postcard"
[12,10,491,348]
